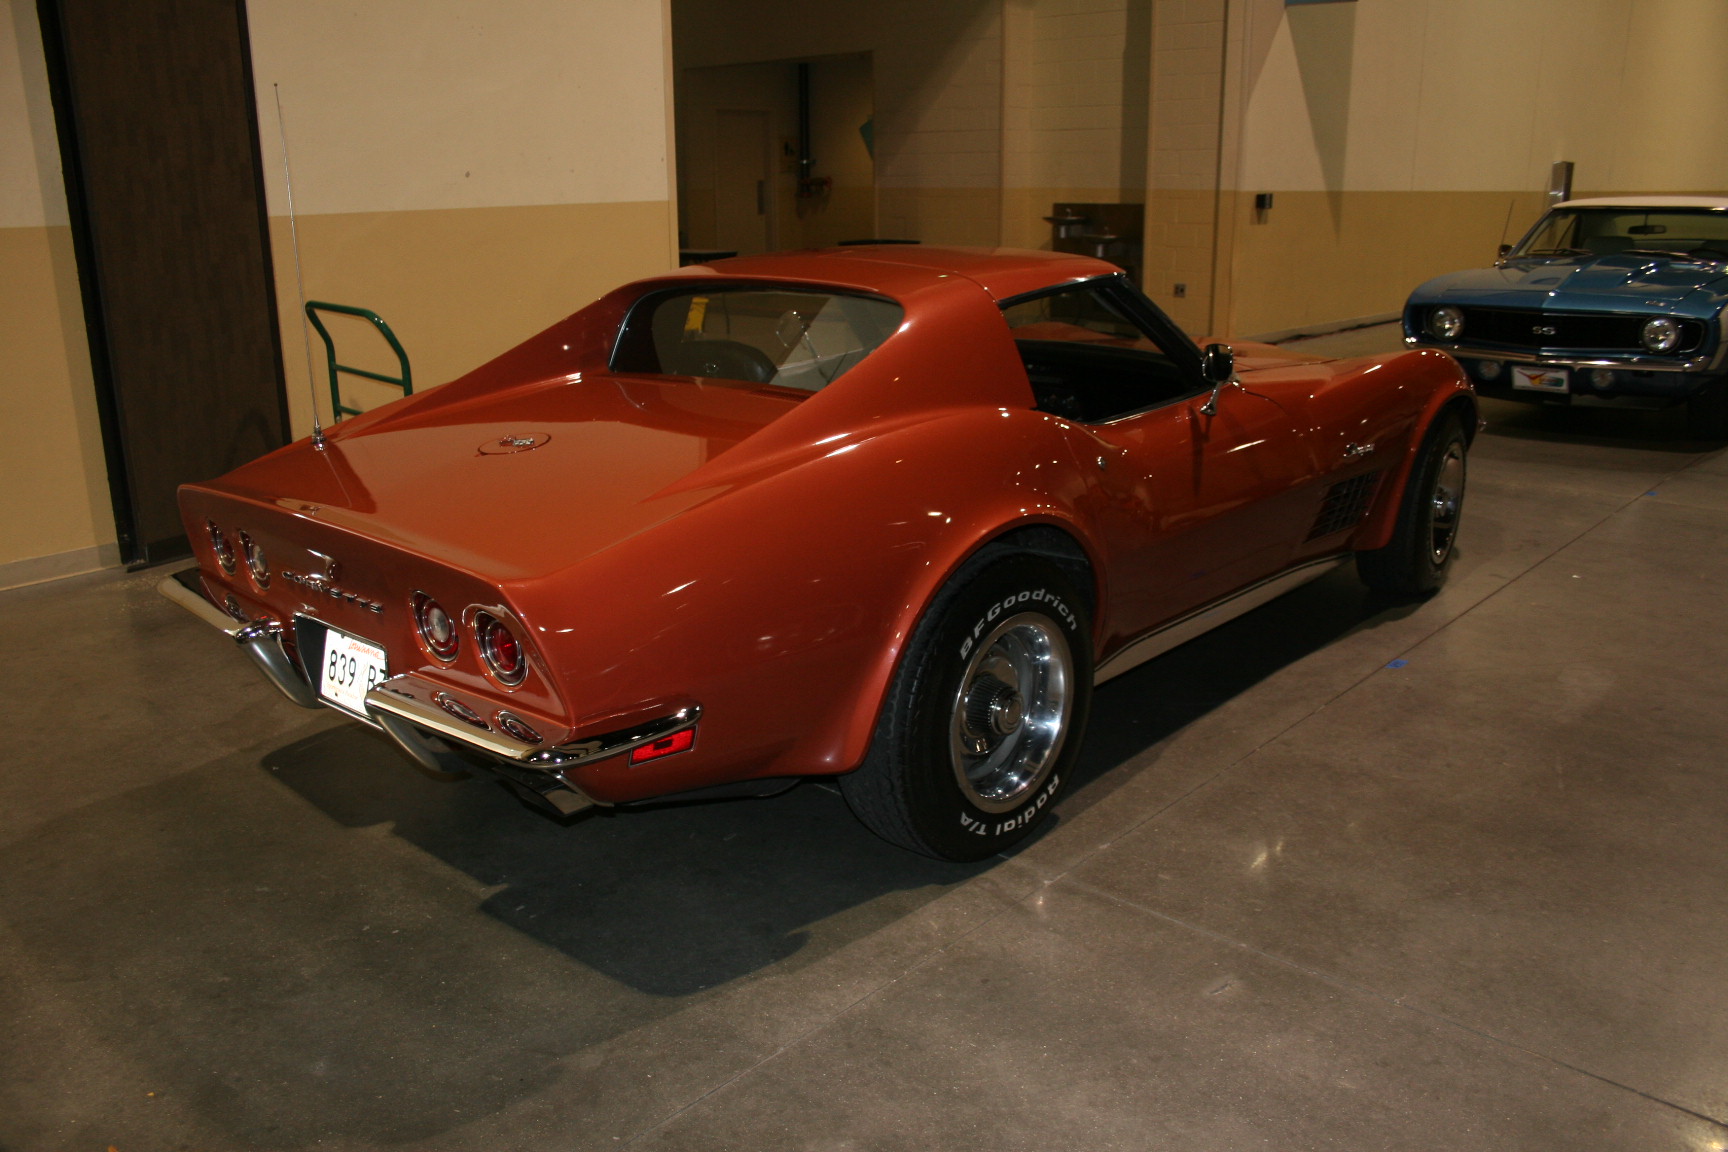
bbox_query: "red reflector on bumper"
[630,727,695,765]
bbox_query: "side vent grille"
[1307,470,1382,541]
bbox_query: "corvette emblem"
[283,549,384,614]
[478,432,551,455]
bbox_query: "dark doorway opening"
[37,0,289,567]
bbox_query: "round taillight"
[475,612,527,686]
[208,521,236,573]
[414,593,459,661]
[495,712,543,744]
[238,531,268,587]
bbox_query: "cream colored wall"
[1002,0,1151,251]
[1226,0,1728,336]
[0,0,116,585]
[674,0,1004,246]
[246,0,679,437]
[1143,0,1228,336]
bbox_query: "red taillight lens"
[629,727,695,765]
[413,593,459,661]
[475,612,527,686]
[207,521,236,573]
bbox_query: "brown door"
[713,109,771,256]
[39,0,288,566]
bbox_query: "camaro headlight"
[1641,316,1681,353]
[1427,306,1465,340]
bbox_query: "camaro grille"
[1308,470,1382,541]
[1454,307,1703,353]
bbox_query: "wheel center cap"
[990,689,1024,735]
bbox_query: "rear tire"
[1684,379,1728,440]
[841,551,1092,862]
[1356,411,1467,596]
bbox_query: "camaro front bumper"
[157,570,698,815]
[1406,337,1723,406]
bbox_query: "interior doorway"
[674,54,876,256]
[713,109,771,255]
[37,0,288,567]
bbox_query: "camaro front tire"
[841,550,1093,862]
[1356,410,1467,596]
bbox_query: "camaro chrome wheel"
[841,550,1092,862]
[1357,410,1468,596]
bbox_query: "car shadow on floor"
[264,725,991,999]
[1059,563,1419,816]
[264,560,1416,999]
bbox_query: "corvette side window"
[613,287,903,392]
[1002,286,1198,423]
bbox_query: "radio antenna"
[272,83,326,451]
[1497,196,1517,259]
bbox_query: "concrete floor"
[5,324,1727,1150]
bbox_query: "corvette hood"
[206,374,806,580]
[1410,254,1728,319]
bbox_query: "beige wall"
[1002,0,1152,250]
[0,0,115,585]
[245,0,680,437]
[1144,0,1228,335]
[1225,0,1728,336]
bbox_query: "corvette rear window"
[612,287,903,391]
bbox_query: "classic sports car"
[161,246,1473,861]
[1406,196,1728,437]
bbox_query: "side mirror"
[1200,343,1234,415]
[1498,243,1513,258]
[1202,343,1234,383]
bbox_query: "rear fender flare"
[829,511,1103,777]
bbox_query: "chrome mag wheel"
[1427,441,1466,565]
[948,612,1073,814]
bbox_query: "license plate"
[316,625,389,716]
[1512,365,1569,393]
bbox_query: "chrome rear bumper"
[158,570,694,815]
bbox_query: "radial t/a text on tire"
[841,550,1093,862]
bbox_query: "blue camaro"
[1405,196,1728,437]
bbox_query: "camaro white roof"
[1554,196,1728,210]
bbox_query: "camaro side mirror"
[1200,343,1234,415]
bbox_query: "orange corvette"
[162,246,1473,861]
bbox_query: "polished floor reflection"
[3,328,1725,1149]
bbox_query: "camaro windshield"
[1512,207,1728,261]
[612,287,904,391]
